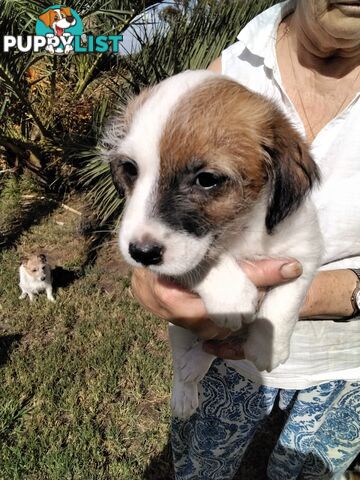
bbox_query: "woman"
[132,0,360,478]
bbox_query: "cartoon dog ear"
[60,7,72,17]
[264,120,320,234]
[39,10,56,27]
[38,253,47,263]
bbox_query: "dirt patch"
[95,237,131,293]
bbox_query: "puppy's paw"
[177,343,215,383]
[244,322,290,372]
[203,282,258,331]
[19,292,26,300]
[171,380,199,419]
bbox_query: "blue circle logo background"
[35,6,83,36]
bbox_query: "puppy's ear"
[38,254,47,263]
[109,160,125,198]
[264,121,320,234]
[20,256,28,265]
[39,10,55,27]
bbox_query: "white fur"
[169,196,322,416]
[109,70,323,418]
[119,71,217,276]
[19,264,55,303]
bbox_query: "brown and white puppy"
[19,254,55,302]
[104,70,323,418]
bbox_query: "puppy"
[19,254,55,302]
[104,70,323,418]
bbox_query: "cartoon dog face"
[39,7,76,36]
[106,70,318,277]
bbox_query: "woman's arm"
[301,269,357,318]
[207,57,221,73]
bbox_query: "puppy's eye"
[32,268,37,272]
[195,172,223,190]
[121,160,138,180]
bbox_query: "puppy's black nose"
[129,242,164,266]
[41,276,46,281]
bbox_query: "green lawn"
[0,181,316,480]
[0,192,173,480]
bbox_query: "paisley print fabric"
[172,359,360,480]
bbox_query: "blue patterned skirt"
[172,359,360,480]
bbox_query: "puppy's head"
[21,254,48,281]
[105,70,319,276]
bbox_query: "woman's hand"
[131,259,303,358]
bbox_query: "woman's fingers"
[131,268,231,339]
[131,257,303,344]
[239,258,302,287]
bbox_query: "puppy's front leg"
[19,289,27,300]
[244,270,315,372]
[169,324,215,418]
[195,254,258,331]
[46,286,55,302]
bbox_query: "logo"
[2,5,123,54]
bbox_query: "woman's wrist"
[300,269,358,319]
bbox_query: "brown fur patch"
[158,78,272,227]
[158,76,318,232]
[22,254,47,277]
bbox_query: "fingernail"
[280,261,303,279]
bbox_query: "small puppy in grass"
[19,254,55,302]
[104,70,323,418]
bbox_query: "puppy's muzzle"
[129,241,165,266]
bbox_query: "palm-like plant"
[0,0,279,222]
[0,0,157,183]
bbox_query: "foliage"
[0,201,172,479]
[0,0,279,222]
[0,1,157,185]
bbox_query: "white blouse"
[222,0,360,389]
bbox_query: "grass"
[0,182,316,480]
[0,188,173,480]
[3,181,357,479]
